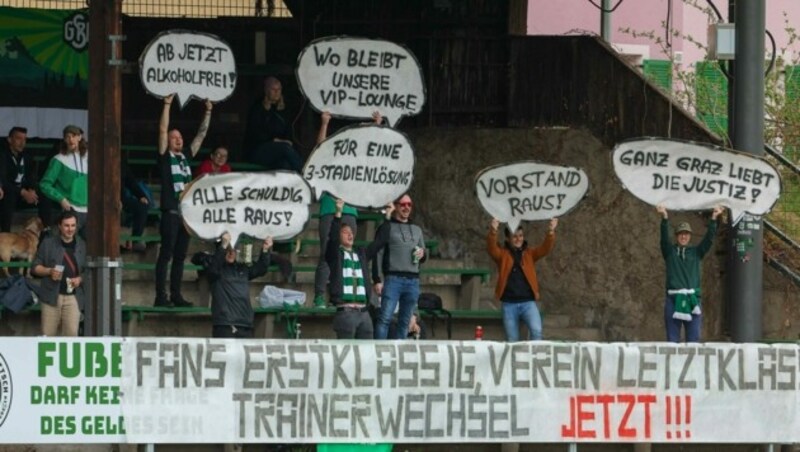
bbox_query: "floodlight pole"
[600,0,612,42]
[727,0,765,342]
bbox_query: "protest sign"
[179,171,312,244]
[139,30,237,107]
[303,124,415,209]
[475,162,589,231]
[296,36,425,126]
[119,338,800,444]
[3,337,800,444]
[612,138,781,224]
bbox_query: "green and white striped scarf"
[169,152,192,198]
[341,249,367,303]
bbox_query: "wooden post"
[86,0,123,336]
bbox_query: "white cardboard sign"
[475,161,589,231]
[303,124,415,209]
[612,138,781,224]
[179,172,312,244]
[296,36,426,126]
[139,30,237,107]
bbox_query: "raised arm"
[486,219,505,262]
[249,237,273,280]
[529,218,557,260]
[697,206,723,258]
[657,205,672,258]
[157,94,174,155]
[189,99,213,157]
[316,111,331,145]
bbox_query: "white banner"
[0,338,123,443]
[612,138,781,225]
[475,162,589,231]
[2,338,800,443]
[139,30,237,108]
[303,124,415,209]
[121,339,800,444]
[296,36,425,126]
[179,171,313,244]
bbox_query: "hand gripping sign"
[139,30,237,108]
[475,162,589,231]
[296,36,426,127]
[180,172,312,245]
[612,138,781,224]
[303,124,415,209]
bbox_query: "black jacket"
[201,245,271,328]
[0,145,37,192]
[325,216,378,306]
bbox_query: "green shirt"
[319,193,358,217]
[660,219,717,292]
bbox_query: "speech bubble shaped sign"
[296,36,426,127]
[612,138,782,224]
[303,124,414,209]
[139,30,237,108]
[475,162,589,231]
[180,171,312,245]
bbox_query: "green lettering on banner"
[38,341,122,378]
[30,385,81,404]
[81,415,126,435]
[41,415,77,435]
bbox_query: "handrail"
[764,219,800,252]
[764,143,800,176]
[765,254,800,288]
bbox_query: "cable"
[765,29,776,76]
[665,0,673,49]
[585,0,625,13]
[705,0,723,21]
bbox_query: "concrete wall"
[408,126,800,341]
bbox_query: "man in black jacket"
[0,126,50,231]
[325,199,381,339]
[199,233,273,338]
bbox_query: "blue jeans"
[664,296,701,343]
[502,301,542,341]
[374,275,420,339]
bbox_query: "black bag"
[417,292,451,338]
[418,292,443,310]
[0,275,35,313]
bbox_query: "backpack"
[417,292,451,338]
[0,275,36,313]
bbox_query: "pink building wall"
[528,0,800,68]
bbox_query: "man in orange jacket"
[486,218,557,341]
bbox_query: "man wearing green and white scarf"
[657,204,723,342]
[325,198,382,339]
[154,94,212,308]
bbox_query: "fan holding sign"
[655,203,723,343]
[476,161,588,341]
[611,137,781,343]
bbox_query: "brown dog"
[0,216,44,277]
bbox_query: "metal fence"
[0,0,291,17]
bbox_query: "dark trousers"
[122,196,149,237]
[155,211,191,299]
[332,309,373,339]
[213,324,254,338]
[0,187,51,232]
[246,142,302,172]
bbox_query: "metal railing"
[764,144,800,287]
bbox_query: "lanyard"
[72,153,84,174]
